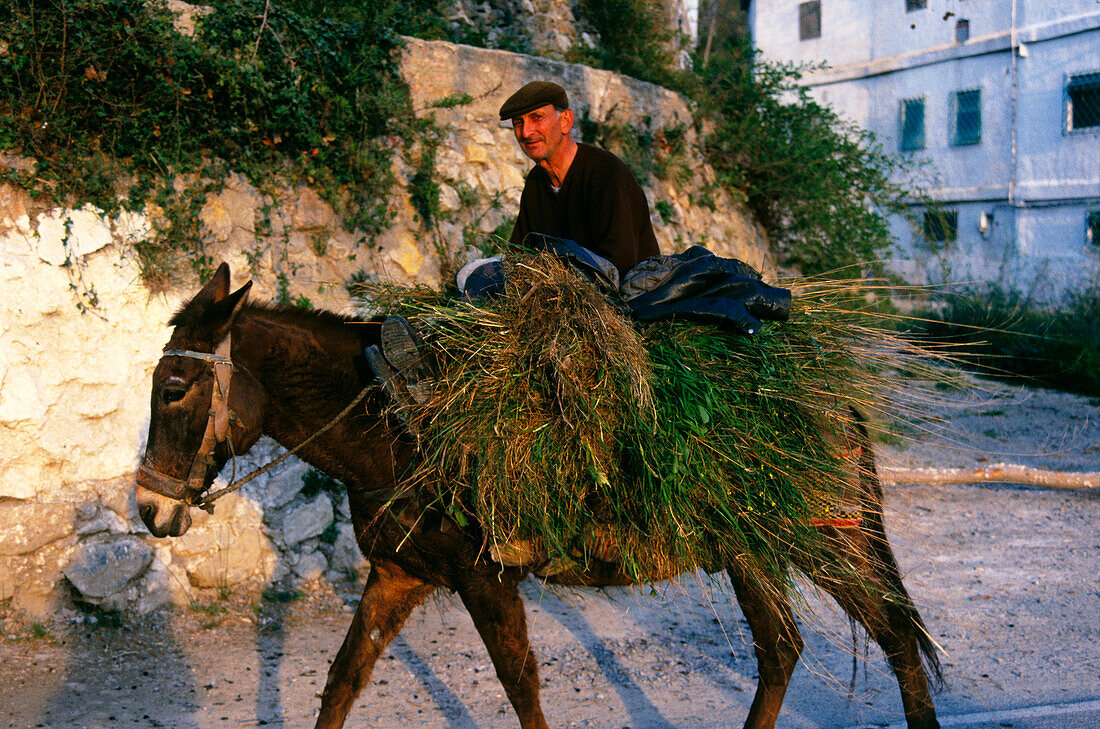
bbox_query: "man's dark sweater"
[509,143,659,274]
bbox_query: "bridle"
[139,333,375,513]
[138,335,237,510]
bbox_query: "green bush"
[910,289,1100,396]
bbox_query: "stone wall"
[0,39,767,618]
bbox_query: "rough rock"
[335,493,351,520]
[281,496,334,547]
[291,549,328,583]
[0,501,77,555]
[34,207,114,266]
[238,452,308,511]
[0,556,14,602]
[6,536,79,617]
[63,536,154,600]
[169,494,276,589]
[329,523,366,576]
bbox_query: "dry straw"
[361,253,948,586]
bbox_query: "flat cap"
[499,81,569,121]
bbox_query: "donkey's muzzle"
[135,483,193,537]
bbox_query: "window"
[899,98,925,151]
[1088,211,1100,246]
[906,0,926,11]
[1066,72,1100,132]
[955,19,970,43]
[923,210,958,244]
[952,89,981,145]
[799,1,821,41]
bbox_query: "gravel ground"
[1,377,1097,729]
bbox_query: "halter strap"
[163,349,233,363]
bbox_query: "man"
[501,81,660,275]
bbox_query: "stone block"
[388,233,426,278]
[0,183,29,229]
[290,186,334,231]
[329,523,366,575]
[281,495,334,547]
[291,549,328,583]
[0,555,14,601]
[242,461,308,511]
[465,144,490,164]
[169,493,276,589]
[63,535,153,600]
[0,366,47,425]
[335,493,351,520]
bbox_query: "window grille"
[906,0,927,11]
[955,19,970,43]
[952,90,981,146]
[1066,72,1100,132]
[899,98,925,152]
[923,210,958,244]
[799,1,821,41]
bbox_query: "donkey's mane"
[241,302,366,329]
[170,296,366,333]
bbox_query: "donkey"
[135,264,942,729]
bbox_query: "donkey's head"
[136,263,266,537]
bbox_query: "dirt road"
[2,379,1097,729]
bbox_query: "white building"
[746,0,1100,300]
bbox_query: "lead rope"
[196,384,373,511]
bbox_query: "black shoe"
[380,316,435,405]
[364,344,418,439]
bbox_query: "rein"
[197,383,371,509]
[141,335,372,513]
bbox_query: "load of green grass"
[362,253,941,585]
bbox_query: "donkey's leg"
[315,561,435,729]
[727,562,804,729]
[456,570,549,729]
[806,527,940,729]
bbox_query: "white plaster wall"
[1015,30,1100,203]
[1022,0,1100,27]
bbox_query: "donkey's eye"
[162,386,187,405]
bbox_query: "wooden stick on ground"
[880,464,1100,490]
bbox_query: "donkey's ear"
[223,281,252,323]
[205,280,252,342]
[192,262,232,306]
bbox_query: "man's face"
[511,104,574,163]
